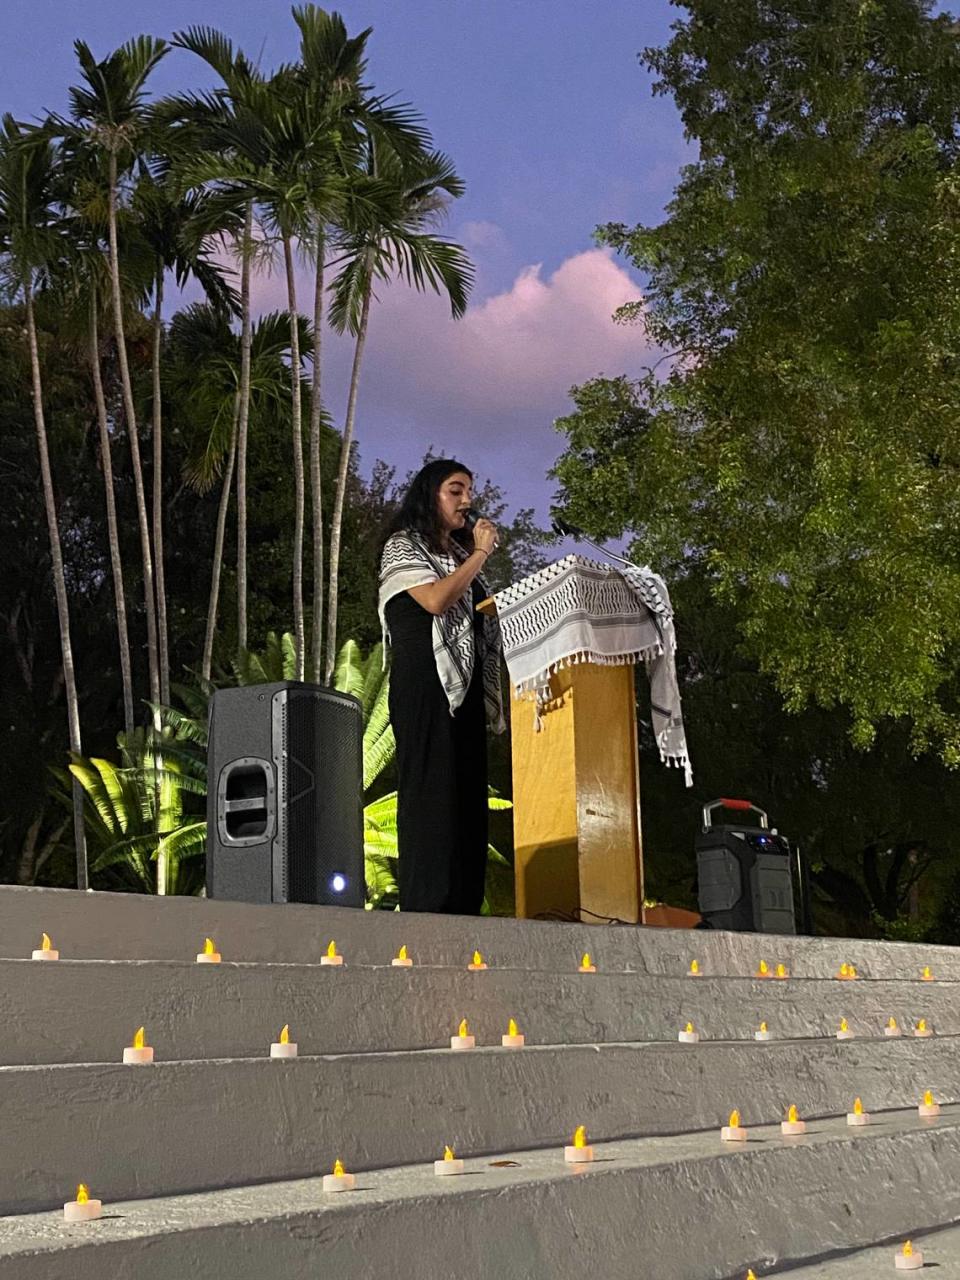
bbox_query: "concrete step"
[3,1037,959,1214]
[0,958,954,1066]
[785,1221,960,1276]
[1,884,954,980]
[2,1106,959,1280]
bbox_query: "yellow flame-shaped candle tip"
[854,1097,863,1116]
[458,1018,468,1038]
[76,1184,89,1205]
[924,1090,934,1107]
[133,1026,145,1050]
[279,1024,290,1045]
[787,1105,798,1123]
[747,1272,757,1280]
[689,960,699,974]
[41,933,52,951]
[508,1018,518,1037]
[758,960,768,975]
[581,953,592,969]
[573,1125,587,1148]
[903,1242,914,1257]
[776,963,786,977]
[759,1021,768,1033]
[333,1159,345,1177]
[444,1146,455,1161]
[849,965,857,978]
[397,945,408,961]
[839,963,849,977]
[729,1109,741,1128]
[203,937,216,956]
[888,1017,897,1029]
[685,1022,694,1034]
[918,1019,927,1032]
[839,1018,848,1032]
[327,940,338,959]
[923,967,931,978]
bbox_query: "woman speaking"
[378,459,505,914]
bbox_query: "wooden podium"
[480,598,645,923]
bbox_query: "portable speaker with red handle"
[695,797,796,934]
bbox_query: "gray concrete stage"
[1,884,960,1277]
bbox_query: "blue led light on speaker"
[330,874,347,894]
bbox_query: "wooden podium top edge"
[476,596,496,616]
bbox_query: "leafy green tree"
[556,0,960,761]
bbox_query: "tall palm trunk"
[202,396,239,683]
[309,230,325,683]
[283,230,306,680]
[151,264,170,705]
[236,202,253,653]
[89,288,134,735]
[325,263,373,683]
[107,149,160,708]
[24,277,88,890]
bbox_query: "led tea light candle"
[564,1125,594,1164]
[775,963,789,980]
[836,1017,854,1040]
[321,940,343,967]
[720,1109,747,1142]
[122,1025,154,1065]
[847,1097,870,1127]
[688,960,701,977]
[322,1158,355,1194]
[781,1104,806,1136]
[196,937,221,964]
[450,1018,475,1051]
[32,932,59,961]
[754,1021,773,1042]
[918,1089,940,1119]
[578,952,596,974]
[679,1021,700,1044]
[914,1018,933,1039]
[270,1024,298,1059]
[434,1146,465,1176]
[895,1240,924,1271]
[921,966,934,982]
[755,960,770,979]
[848,964,858,979]
[884,1016,902,1038]
[501,1018,525,1048]
[467,950,488,971]
[63,1183,101,1223]
[391,945,413,968]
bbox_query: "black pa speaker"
[695,798,796,935]
[206,681,365,906]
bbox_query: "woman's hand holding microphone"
[473,518,499,559]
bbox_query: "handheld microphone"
[462,507,482,530]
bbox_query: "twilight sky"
[6,0,691,522]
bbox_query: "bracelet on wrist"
[475,547,490,559]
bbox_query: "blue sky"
[5,2,689,520]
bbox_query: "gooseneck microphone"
[550,511,641,572]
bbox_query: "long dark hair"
[381,458,475,556]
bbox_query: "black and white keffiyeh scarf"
[378,530,506,734]
[492,554,693,786]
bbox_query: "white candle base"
[564,1145,594,1164]
[687,971,702,978]
[434,1158,465,1176]
[63,1199,102,1222]
[781,1120,806,1136]
[754,1030,773,1041]
[270,1042,298,1059]
[918,1103,940,1118]
[846,1112,870,1126]
[391,957,413,967]
[914,1028,934,1038]
[836,1030,854,1040]
[895,1249,924,1270]
[32,949,59,961]
[501,1034,525,1048]
[450,1035,475,1051]
[320,955,343,966]
[122,1046,154,1065]
[720,1126,747,1142]
[578,965,596,974]
[467,962,488,971]
[322,1172,355,1193]
[678,1030,700,1043]
[196,953,221,964]
[884,1026,903,1038]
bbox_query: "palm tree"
[60,36,170,709]
[0,116,89,886]
[324,143,474,679]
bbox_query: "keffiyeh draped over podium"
[378,531,505,733]
[493,554,693,786]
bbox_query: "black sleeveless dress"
[385,579,489,914]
